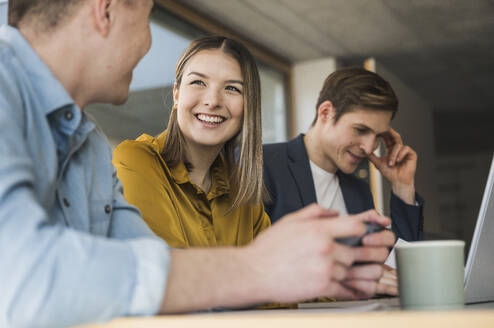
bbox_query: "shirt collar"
[0,26,75,116]
[156,131,230,198]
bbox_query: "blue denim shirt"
[0,26,170,328]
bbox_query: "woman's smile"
[195,113,227,126]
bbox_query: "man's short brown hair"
[8,0,85,29]
[312,67,398,126]
[8,0,136,30]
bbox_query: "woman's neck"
[185,141,223,193]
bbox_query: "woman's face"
[173,49,244,151]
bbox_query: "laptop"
[464,153,494,304]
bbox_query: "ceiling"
[177,0,494,155]
[179,0,494,114]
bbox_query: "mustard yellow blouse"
[113,131,271,248]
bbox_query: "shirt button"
[104,204,112,214]
[64,111,73,121]
[63,198,70,207]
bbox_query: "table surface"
[79,299,494,328]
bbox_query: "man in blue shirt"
[0,1,396,327]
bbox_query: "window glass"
[0,1,8,26]
[259,62,287,142]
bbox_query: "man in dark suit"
[264,67,424,242]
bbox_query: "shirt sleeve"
[109,165,171,315]
[0,92,169,328]
[390,192,425,241]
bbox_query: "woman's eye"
[354,128,367,134]
[190,80,206,86]
[226,85,242,93]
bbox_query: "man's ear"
[316,100,336,124]
[92,0,113,37]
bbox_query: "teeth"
[197,114,225,123]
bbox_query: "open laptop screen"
[464,153,494,304]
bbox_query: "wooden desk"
[80,307,494,328]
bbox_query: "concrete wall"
[291,57,338,136]
[374,60,441,237]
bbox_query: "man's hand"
[368,127,417,205]
[249,206,394,302]
[338,211,396,299]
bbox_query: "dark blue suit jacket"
[263,134,424,241]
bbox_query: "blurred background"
[2,0,493,254]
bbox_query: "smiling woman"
[171,50,245,165]
[165,37,263,209]
[112,36,271,248]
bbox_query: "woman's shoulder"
[113,133,163,167]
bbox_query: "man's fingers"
[383,264,394,271]
[396,145,417,164]
[323,282,358,300]
[368,153,385,171]
[376,282,398,296]
[331,262,350,282]
[341,279,378,298]
[387,127,403,144]
[384,128,404,166]
[380,268,398,287]
[381,129,397,149]
[283,203,339,222]
[318,209,340,218]
[362,229,395,246]
[383,267,397,276]
[346,264,383,280]
[354,246,390,263]
[389,144,402,166]
[353,209,392,227]
[379,276,398,287]
[323,210,392,245]
[331,243,357,267]
[321,218,367,239]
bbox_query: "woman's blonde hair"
[162,35,265,209]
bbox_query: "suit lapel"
[287,135,318,207]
